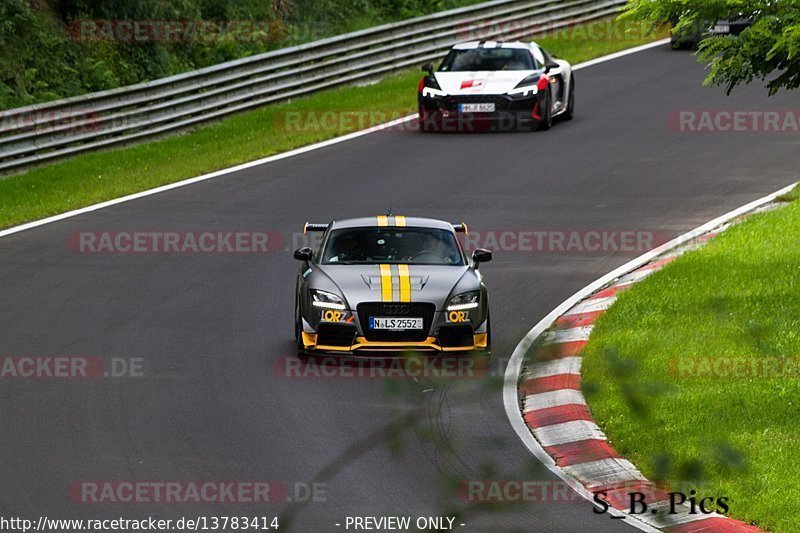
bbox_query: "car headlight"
[419,76,446,98]
[311,289,346,310]
[507,73,547,98]
[447,292,480,311]
[422,86,447,98]
[507,85,538,97]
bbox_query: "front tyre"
[537,92,553,131]
[296,328,306,356]
[295,298,309,357]
[483,311,492,355]
[473,310,492,356]
[564,76,575,121]
[419,106,434,133]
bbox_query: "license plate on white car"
[369,317,423,330]
[459,103,495,113]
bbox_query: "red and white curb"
[504,183,797,532]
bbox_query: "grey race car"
[293,216,492,355]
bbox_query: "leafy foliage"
[621,0,800,95]
[0,0,481,109]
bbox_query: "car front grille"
[357,302,436,342]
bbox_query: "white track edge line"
[503,180,797,532]
[0,116,412,239]
[573,38,670,71]
[0,38,671,240]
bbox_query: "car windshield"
[439,48,537,71]
[321,227,464,265]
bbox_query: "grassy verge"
[581,187,800,532]
[0,18,667,230]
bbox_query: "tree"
[621,0,800,95]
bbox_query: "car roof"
[452,40,538,50]
[329,216,457,231]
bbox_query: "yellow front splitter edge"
[302,333,488,353]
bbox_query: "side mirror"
[422,62,434,76]
[293,247,313,261]
[545,61,559,73]
[472,248,492,266]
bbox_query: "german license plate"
[369,317,423,330]
[459,103,495,113]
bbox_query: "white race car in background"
[418,41,574,132]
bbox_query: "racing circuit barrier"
[0,0,627,175]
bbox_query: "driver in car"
[333,233,365,263]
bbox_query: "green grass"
[776,186,800,203]
[581,187,800,532]
[0,18,667,230]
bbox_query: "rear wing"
[303,222,329,234]
[305,221,466,233]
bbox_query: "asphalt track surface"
[1,45,800,532]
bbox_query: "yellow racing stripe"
[395,215,407,227]
[380,264,393,302]
[377,215,389,227]
[398,264,411,302]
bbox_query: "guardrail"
[0,0,626,175]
